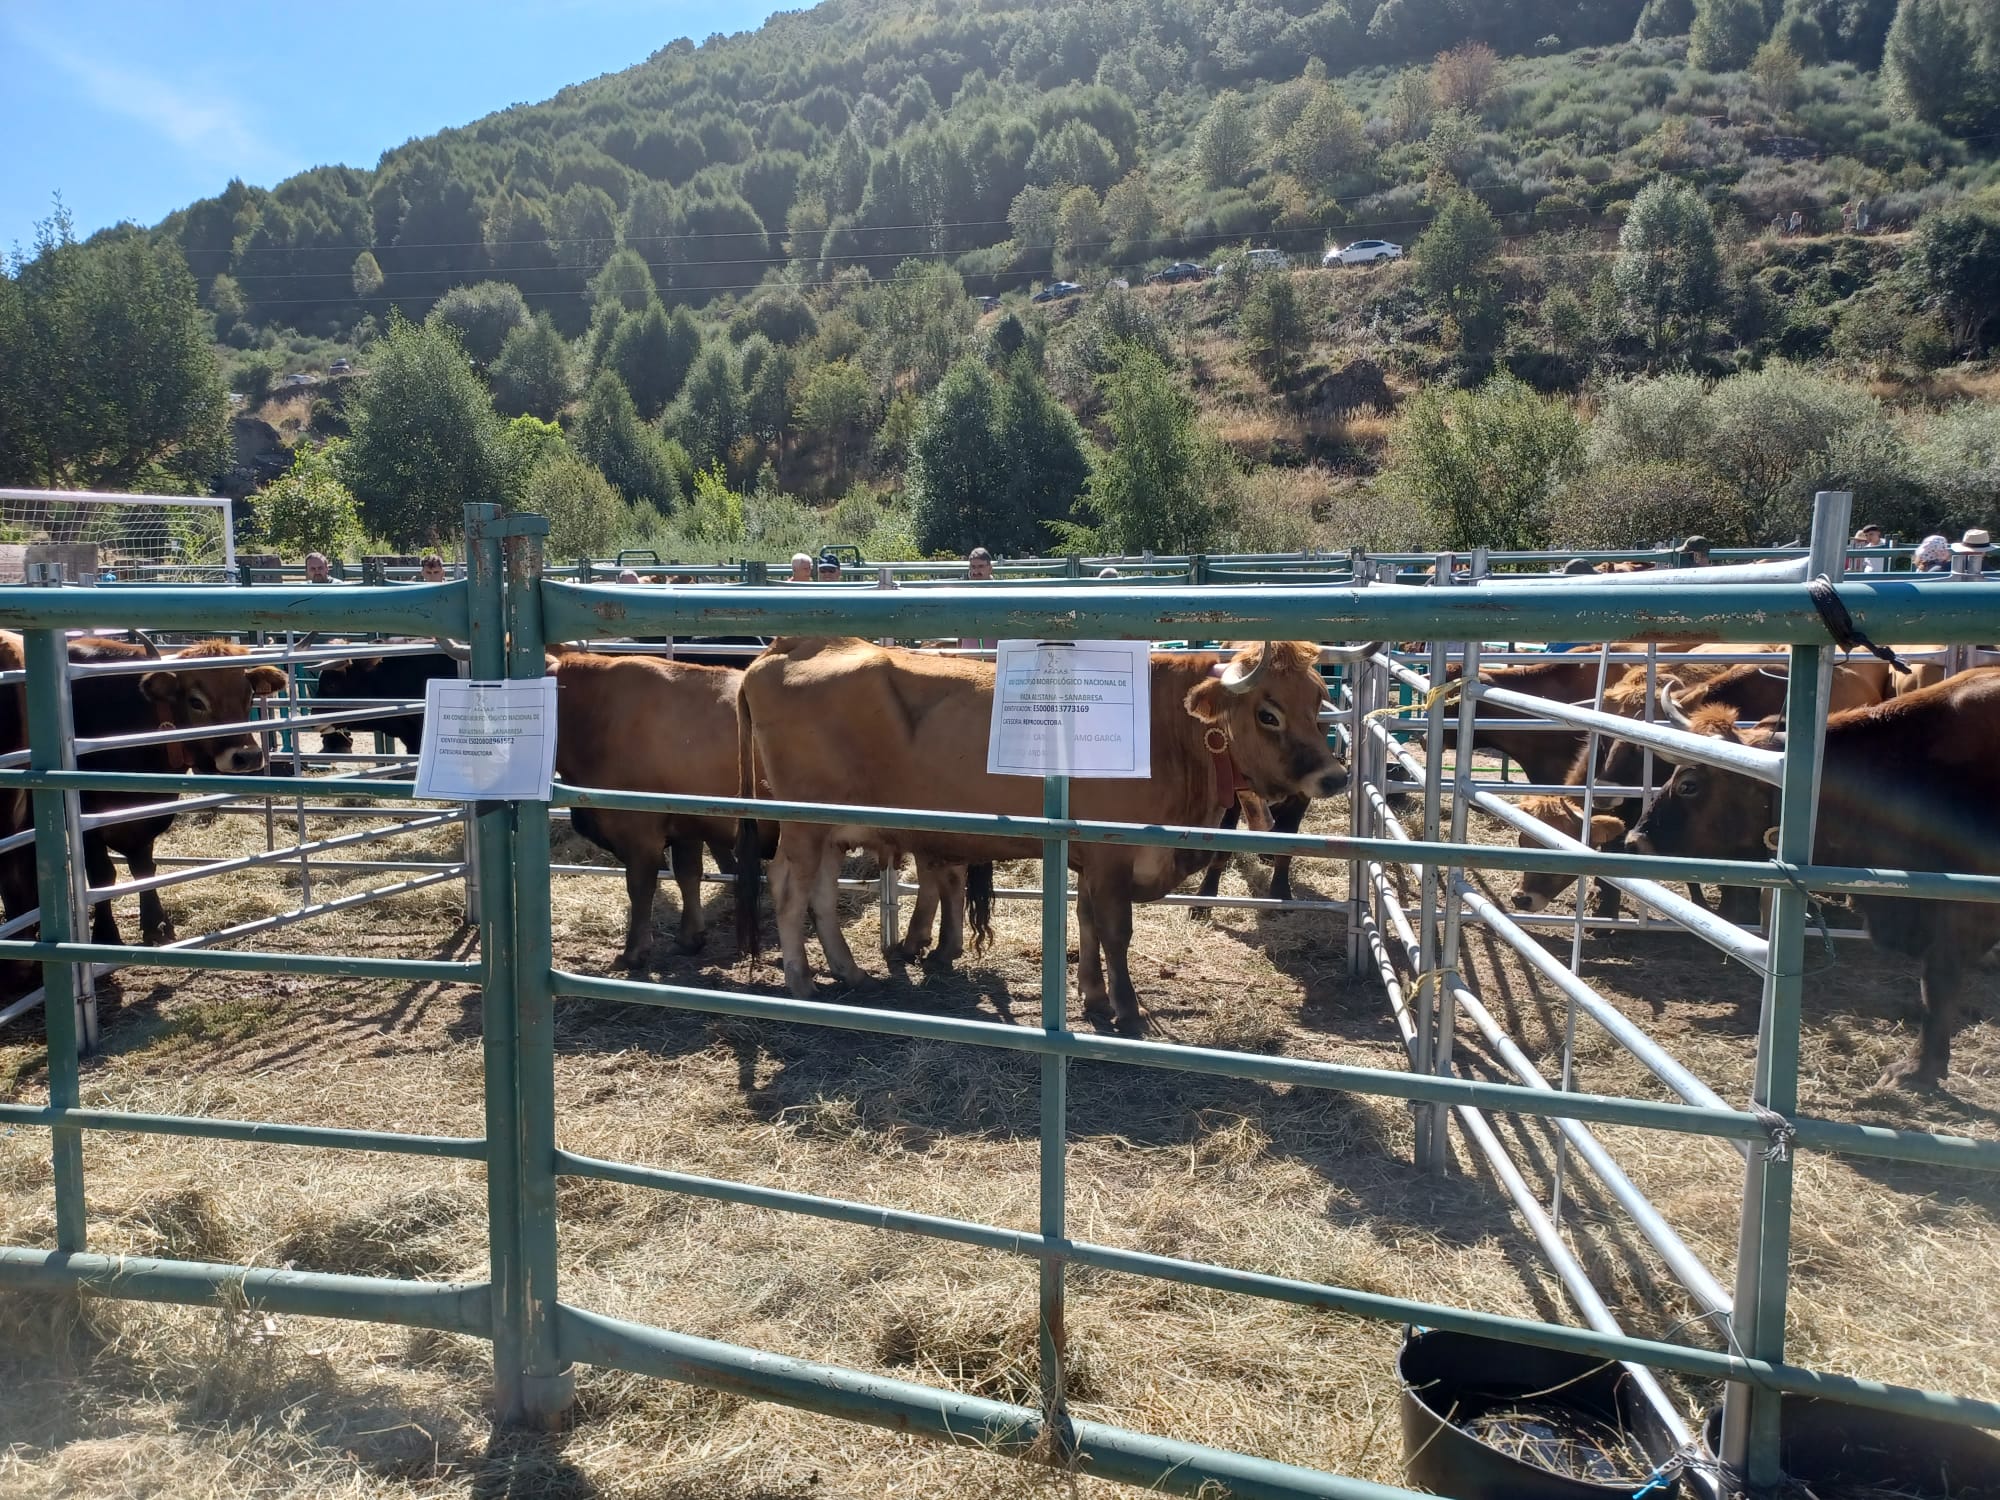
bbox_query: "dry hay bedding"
[0,782,1994,1500]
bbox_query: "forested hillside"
[7,0,2000,560]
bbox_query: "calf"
[1627,669,2000,1088]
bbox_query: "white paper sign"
[987,640,1152,779]
[413,678,558,802]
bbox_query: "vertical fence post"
[504,514,574,1429]
[1719,491,1845,1492]
[1412,634,1450,1169]
[1037,772,1073,1452]
[24,628,84,1250]
[1430,634,1480,1174]
[465,504,529,1423]
[1344,649,1370,977]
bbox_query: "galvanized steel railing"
[0,503,1996,1499]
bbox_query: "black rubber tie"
[1805,575,1906,671]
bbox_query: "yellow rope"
[1363,679,1466,723]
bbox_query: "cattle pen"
[0,503,1998,1500]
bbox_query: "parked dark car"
[975,294,1002,313]
[1031,281,1083,304]
[1144,261,1206,285]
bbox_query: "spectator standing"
[960,546,996,650]
[1915,534,1952,573]
[304,552,346,584]
[1952,528,1992,578]
[1851,524,1887,573]
[420,553,447,583]
[789,553,814,582]
[816,550,843,582]
[1681,536,1713,567]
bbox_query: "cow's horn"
[1318,641,1384,666]
[1659,678,1696,732]
[433,636,472,664]
[1220,641,1274,694]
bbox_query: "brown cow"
[1627,669,2000,1088]
[733,637,1373,1030]
[552,649,979,971]
[0,638,289,948]
[552,650,757,965]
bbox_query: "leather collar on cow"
[1205,726,1247,817]
[156,717,192,773]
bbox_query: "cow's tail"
[967,863,994,954]
[733,684,763,958]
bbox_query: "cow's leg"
[669,836,706,954]
[927,861,967,969]
[128,843,174,945]
[620,853,661,969]
[770,830,818,998]
[1265,794,1308,903]
[1192,803,1241,920]
[1077,881,1110,1024]
[810,841,868,988]
[83,835,122,946]
[1094,881,1143,1034]
[1881,948,1965,1090]
[889,856,938,963]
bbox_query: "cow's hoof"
[1877,1055,1946,1091]
[144,924,176,946]
[676,934,705,956]
[1188,903,1215,924]
[921,948,960,972]
[619,949,649,971]
[883,944,917,965]
[1113,1011,1146,1037]
[1269,881,1294,904]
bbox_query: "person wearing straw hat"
[1952,528,1991,577]
[1851,523,1887,573]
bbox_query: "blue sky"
[2,0,787,251]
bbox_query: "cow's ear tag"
[1762,826,1781,854]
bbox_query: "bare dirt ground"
[0,779,1995,1500]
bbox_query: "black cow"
[313,651,461,755]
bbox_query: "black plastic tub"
[1702,1396,2000,1498]
[1399,1328,1684,1500]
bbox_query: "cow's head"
[1512,796,1629,912]
[1624,691,1777,863]
[1185,640,1378,800]
[140,641,288,774]
[312,658,381,756]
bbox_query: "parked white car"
[1245,247,1291,271]
[1324,239,1403,266]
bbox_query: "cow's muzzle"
[215,745,268,774]
[1315,766,1351,797]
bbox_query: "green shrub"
[1386,375,1584,550]
[1550,460,1754,548]
[254,440,365,559]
